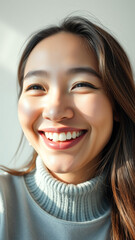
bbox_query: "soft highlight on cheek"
[18,97,39,128]
[73,94,103,122]
[77,93,112,122]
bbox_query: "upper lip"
[38,127,86,133]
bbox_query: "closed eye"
[72,82,99,90]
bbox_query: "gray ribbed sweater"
[0,156,111,240]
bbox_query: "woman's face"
[18,32,113,184]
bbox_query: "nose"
[42,94,74,122]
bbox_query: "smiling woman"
[18,32,113,184]
[0,16,135,240]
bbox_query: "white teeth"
[45,132,49,138]
[59,133,66,141]
[53,133,59,142]
[48,132,53,139]
[45,130,84,142]
[67,132,71,140]
[72,131,76,139]
[76,132,79,137]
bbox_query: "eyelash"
[26,84,45,91]
[25,82,98,92]
[72,82,98,90]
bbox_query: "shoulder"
[0,171,28,218]
[0,171,31,238]
[0,171,14,188]
[0,171,18,186]
[0,171,25,198]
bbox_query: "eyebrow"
[23,67,101,80]
[67,67,101,79]
[23,70,48,80]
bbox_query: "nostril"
[42,107,74,122]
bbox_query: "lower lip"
[39,132,87,150]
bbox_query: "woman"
[0,16,135,240]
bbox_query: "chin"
[44,159,76,176]
[47,163,74,174]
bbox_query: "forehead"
[24,32,98,75]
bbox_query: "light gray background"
[0,0,135,167]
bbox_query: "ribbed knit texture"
[25,155,109,222]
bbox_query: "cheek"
[74,94,113,127]
[18,97,40,130]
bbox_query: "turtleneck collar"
[25,156,110,222]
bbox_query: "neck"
[50,168,96,185]
[45,157,100,185]
[25,155,110,222]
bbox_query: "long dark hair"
[2,16,135,239]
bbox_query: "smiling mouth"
[39,130,86,142]
[38,129,87,149]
